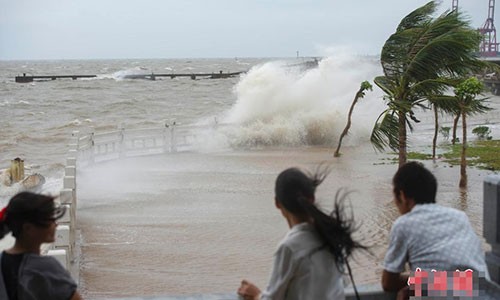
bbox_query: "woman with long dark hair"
[237,167,364,300]
[0,192,82,300]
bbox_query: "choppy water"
[0,57,498,299]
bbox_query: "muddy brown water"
[77,144,492,299]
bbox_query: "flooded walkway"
[77,144,492,298]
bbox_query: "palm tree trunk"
[398,111,407,167]
[452,113,460,145]
[334,91,360,157]
[459,110,467,188]
[432,106,438,159]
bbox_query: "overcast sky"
[0,0,491,60]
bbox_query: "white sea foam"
[111,67,152,80]
[0,173,61,205]
[219,54,385,147]
[39,175,63,196]
[70,119,82,126]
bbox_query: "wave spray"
[221,54,385,148]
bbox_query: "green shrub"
[439,126,450,140]
[472,126,492,140]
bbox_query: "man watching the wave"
[381,161,488,299]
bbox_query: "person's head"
[274,167,365,267]
[274,167,324,220]
[0,192,65,243]
[392,161,437,214]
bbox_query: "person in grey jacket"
[0,192,82,300]
[238,167,365,300]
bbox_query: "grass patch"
[382,140,500,171]
[408,152,433,160]
[442,140,500,171]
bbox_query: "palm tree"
[427,94,459,158]
[452,113,460,145]
[334,81,373,157]
[453,77,491,188]
[370,1,484,166]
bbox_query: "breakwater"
[14,70,244,83]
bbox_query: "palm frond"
[405,10,483,81]
[373,76,395,99]
[427,94,461,114]
[465,98,493,115]
[396,1,436,32]
[370,111,399,152]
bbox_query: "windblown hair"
[274,167,365,269]
[392,161,437,204]
[0,192,65,239]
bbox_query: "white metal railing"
[74,122,224,166]
[46,135,79,280]
[51,122,227,279]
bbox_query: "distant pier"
[15,74,97,83]
[15,70,245,83]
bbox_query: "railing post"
[170,121,177,153]
[90,128,95,165]
[68,132,79,158]
[484,175,500,284]
[163,121,170,153]
[71,131,79,146]
[119,125,126,159]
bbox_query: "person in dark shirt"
[0,192,82,300]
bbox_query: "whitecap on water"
[111,67,152,80]
[70,119,82,126]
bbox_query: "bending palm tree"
[454,77,491,188]
[334,81,372,157]
[371,1,484,166]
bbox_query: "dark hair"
[274,167,365,268]
[0,192,65,239]
[392,161,437,204]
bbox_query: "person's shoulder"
[279,223,322,254]
[23,253,66,272]
[432,204,468,219]
[392,210,414,228]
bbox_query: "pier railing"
[75,122,220,166]
[44,135,79,282]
